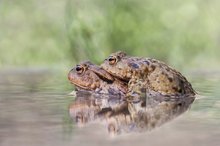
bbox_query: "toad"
[68,61,128,96]
[101,51,196,101]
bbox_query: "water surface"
[0,69,219,146]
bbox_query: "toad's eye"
[108,56,117,65]
[76,65,84,74]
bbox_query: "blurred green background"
[0,0,220,71]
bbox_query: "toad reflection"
[69,91,195,135]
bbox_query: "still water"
[0,69,220,146]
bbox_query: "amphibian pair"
[69,51,195,99]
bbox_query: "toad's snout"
[68,69,75,81]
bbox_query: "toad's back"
[138,58,195,96]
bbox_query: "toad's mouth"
[71,82,90,90]
[105,72,129,83]
[69,80,98,91]
[100,68,130,83]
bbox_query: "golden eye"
[75,65,84,74]
[108,56,117,65]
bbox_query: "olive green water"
[0,69,219,146]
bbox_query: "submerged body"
[68,61,128,96]
[101,51,196,100]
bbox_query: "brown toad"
[101,51,196,100]
[68,61,128,96]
